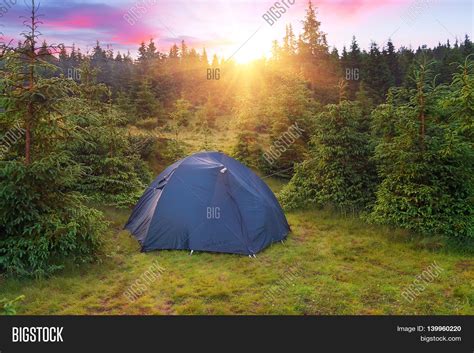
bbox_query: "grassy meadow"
[1,205,472,315]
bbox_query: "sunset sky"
[0,0,472,62]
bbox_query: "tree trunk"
[25,120,31,165]
[25,1,36,165]
[418,68,426,149]
[419,95,425,145]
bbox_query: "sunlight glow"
[224,31,274,63]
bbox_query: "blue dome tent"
[125,152,290,255]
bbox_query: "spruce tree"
[370,58,473,240]
[346,36,363,99]
[363,42,394,104]
[279,101,376,212]
[0,0,107,277]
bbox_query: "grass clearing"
[1,180,472,315]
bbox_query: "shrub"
[77,156,151,208]
[232,130,263,169]
[0,154,107,277]
[66,104,152,208]
[369,60,473,241]
[280,101,377,212]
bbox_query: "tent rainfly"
[125,152,290,255]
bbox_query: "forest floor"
[1,120,473,315]
[1,183,473,315]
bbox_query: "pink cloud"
[40,3,164,46]
[294,0,411,19]
[47,14,97,29]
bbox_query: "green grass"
[1,182,472,315]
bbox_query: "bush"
[232,130,263,169]
[66,106,152,208]
[0,154,107,277]
[78,156,152,208]
[368,61,473,241]
[260,116,308,178]
[278,159,319,210]
[279,101,377,212]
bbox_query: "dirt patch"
[455,260,473,272]
[160,300,175,315]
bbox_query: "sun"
[227,32,274,64]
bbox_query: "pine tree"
[147,39,158,60]
[384,40,402,86]
[463,35,473,56]
[297,1,338,103]
[180,40,188,60]
[282,24,297,59]
[271,40,281,61]
[370,58,473,239]
[211,54,219,67]
[134,78,162,120]
[363,42,394,103]
[2,0,78,164]
[138,42,147,63]
[345,36,363,99]
[280,101,376,212]
[0,0,107,277]
[169,44,179,59]
[300,0,328,60]
[202,48,209,65]
[398,46,415,86]
[169,98,192,139]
